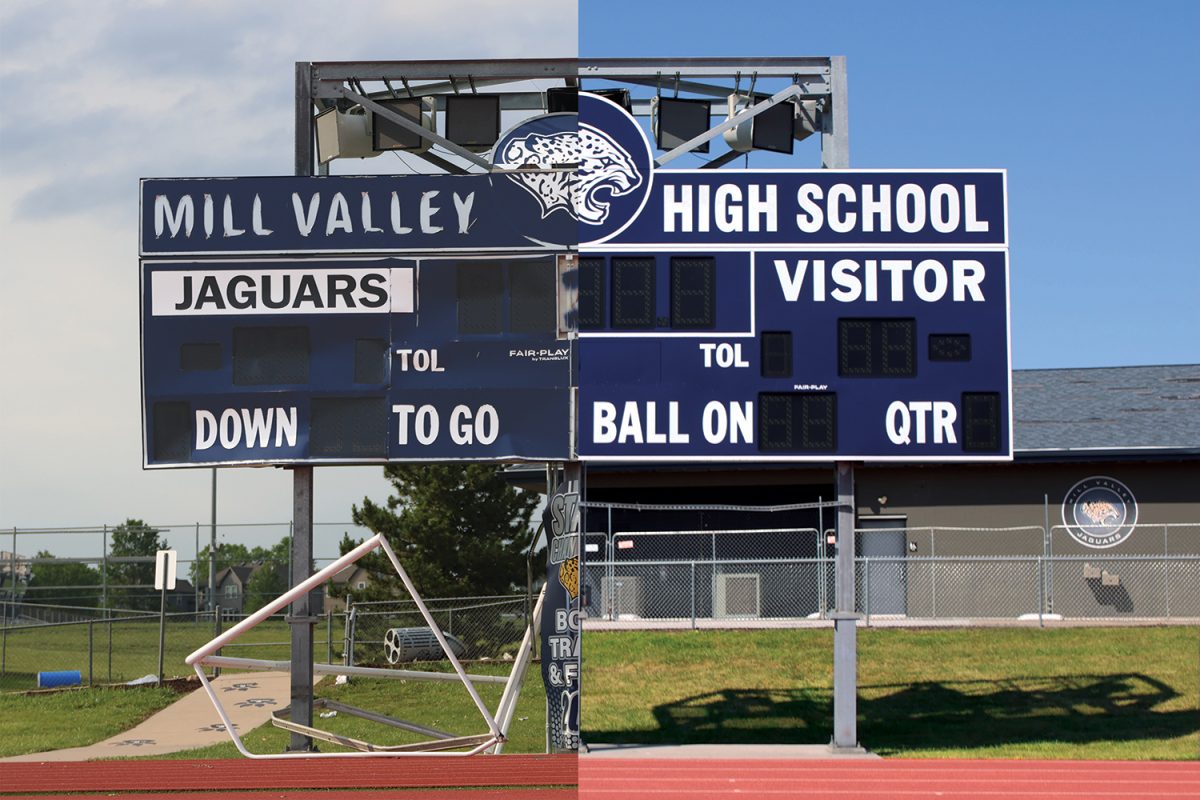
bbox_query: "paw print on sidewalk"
[113,738,156,747]
[223,682,260,692]
[235,697,277,708]
[198,723,239,733]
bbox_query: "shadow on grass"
[586,673,1197,752]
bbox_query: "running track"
[2,755,1199,798]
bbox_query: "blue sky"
[582,0,1200,369]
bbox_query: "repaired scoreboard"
[574,89,1011,461]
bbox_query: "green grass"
[0,686,179,757]
[1,618,338,692]
[4,627,1196,760]
[584,626,1200,760]
[156,662,549,758]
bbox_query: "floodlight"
[655,97,711,153]
[591,88,632,113]
[546,87,578,113]
[315,106,382,163]
[445,94,501,151]
[751,100,795,154]
[723,94,796,155]
[794,99,820,143]
[372,97,433,153]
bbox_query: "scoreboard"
[140,174,575,468]
[140,92,1011,468]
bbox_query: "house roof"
[1013,364,1200,458]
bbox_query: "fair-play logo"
[492,91,654,244]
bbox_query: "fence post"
[929,528,937,619]
[108,618,113,683]
[326,610,333,664]
[690,562,696,630]
[863,558,871,627]
[88,621,94,686]
[2,602,7,681]
[1163,524,1171,618]
[1037,557,1044,628]
[101,525,108,611]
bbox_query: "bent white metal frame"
[185,533,543,758]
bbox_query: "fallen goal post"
[184,533,544,758]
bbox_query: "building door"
[860,517,907,615]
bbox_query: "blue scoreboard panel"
[575,247,1010,461]
[141,254,573,466]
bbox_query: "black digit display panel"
[838,318,916,378]
[962,392,1001,451]
[577,257,605,330]
[611,257,655,329]
[669,256,715,329]
[757,392,837,452]
[929,333,971,362]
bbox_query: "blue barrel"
[37,670,82,688]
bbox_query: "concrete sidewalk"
[1,671,298,762]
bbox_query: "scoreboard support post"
[287,466,317,752]
[287,62,316,753]
[831,461,860,750]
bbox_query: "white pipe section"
[186,535,383,665]
[200,655,508,684]
[491,585,544,754]
[377,535,501,738]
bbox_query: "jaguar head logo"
[498,123,643,225]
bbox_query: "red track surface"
[0,754,575,794]
[577,758,1200,799]
[4,756,1200,798]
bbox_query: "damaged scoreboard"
[139,174,576,466]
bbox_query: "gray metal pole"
[286,61,317,753]
[209,471,217,619]
[157,582,167,683]
[288,466,316,751]
[821,56,850,170]
[100,526,108,611]
[831,461,861,751]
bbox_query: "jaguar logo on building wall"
[1062,476,1138,548]
[493,91,654,244]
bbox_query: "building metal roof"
[1014,364,1200,458]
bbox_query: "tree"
[107,519,166,610]
[244,562,287,613]
[352,464,539,598]
[191,537,294,611]
[25,551,102,607]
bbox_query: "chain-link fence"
[578,509,1200,626]
[0,609,343,693]
[344,595,529,666]
[0,522,373,615]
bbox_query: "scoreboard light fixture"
[723,94,796,155]
[591,88,632,113]
[546,87,579,113]
[445,94,502,152]
[315,106,383,164]
[655,96,711,154]
[751,100,796,154]
[372,97,434,153]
